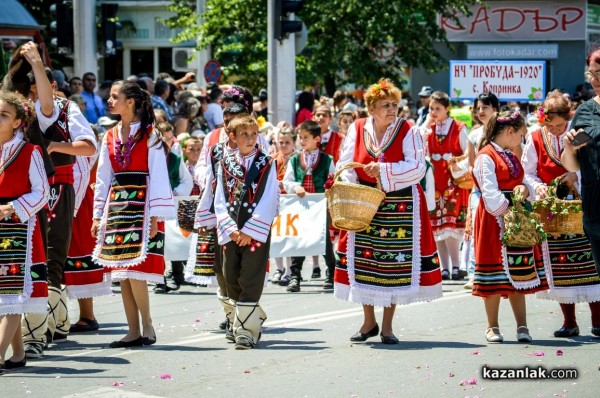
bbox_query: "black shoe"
[4,356,27,369]
[142,328,156,346]
[311,267,322,279]
[287,277,300,292]
[153,284,168,294]
[166,280,180,291]
[69,317,99,333]
[323,278,333,290]
[380,333,400,344]
[451,268,462,281]
[441,269,449,280]
[350,324,380,342]
[108,337,144,348]
[24,342,44,359]
[219,318,229,330]
[278,275,291,286]
[592,326,600,338]
[53,332,68,343]
[554,326,580,338]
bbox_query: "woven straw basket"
[503,194,544,248]
[534,185,583,235]
[177,199,199,233]
[325,162,386,232]
[449,154,475,190]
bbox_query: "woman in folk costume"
[473,110,548,344]
[64,149,112,334]
[334,78,442,344]
[0,92,49,372]
[92,81,176,348]
[523,90,600,338]
[421,91,469,281]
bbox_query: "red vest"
[530,128,566,185]
[353,118,410,184]
[427,120,465,191]
[106,126,151,172]
[474,145,524,192]
[0,143,35,198]
[323,131,343,164]
[207,127,222,150]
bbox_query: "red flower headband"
[497,110,521,124]
[536,107,548,124]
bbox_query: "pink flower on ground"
[533,351,545,357]
[160,374,172,379]
[459,376,478,386]
[111,381,125,387]
[556,349,564,356]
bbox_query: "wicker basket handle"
[551,176,581,199]
[334,161,383,191]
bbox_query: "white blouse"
[337,117,426,192]
[72,156,91,216]
[420,117,469,156]
[35,99,97,151]
[93,122,176,220]
[1,132,49,222]
[282,149,336,193]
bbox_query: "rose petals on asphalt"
[244,370,251,374]
[160,374,173,379]
[111,381,125,387]
[459,376,478,386]
[533,351,545,357]
[556,349,564,356]
[471,349,481,355]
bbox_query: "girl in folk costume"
[335,79,442,344]
[473,111,549,344]
[65,150,112,334]
[523,91,600,338]
[421,91,469,281]
[313,105,343,164]
[188,104,248,334]
[0,92,49,372]
[270,126,297,285]
[92,81,176,348]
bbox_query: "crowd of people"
[2,41,600,374]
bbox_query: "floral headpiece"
[221,87,250,109]
[497,110,521,124]
[536,107,548,124]
[369,80,390,98]
[256,115,266,129]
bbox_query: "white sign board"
[449,60,546,102]
[467,44,558,60]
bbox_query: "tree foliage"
[163,0,479,94]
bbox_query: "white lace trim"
[0,297,47,316]
[183,232,217,286]
[65,277,112,300]
[110,270,164,284]
[536,285,600,304]
[541,239,555,288]
[334,282,442,307]
[433,227,465,241]
[0,215,36,306]
[93,175,152,268]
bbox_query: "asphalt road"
[3,266,599,398]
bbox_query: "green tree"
[163,0,479,95]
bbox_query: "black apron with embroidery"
[98,172,151,262]
[0,198,28,296]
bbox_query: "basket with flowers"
[503,192,547,248]
[533,178,583,235]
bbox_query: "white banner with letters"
[165,194,328,261]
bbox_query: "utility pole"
[196,0,211,86]
[268,0,297,125]
[73,0,97,78]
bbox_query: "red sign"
[203,59,222,84]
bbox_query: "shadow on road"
[263,327,322,334]
[362,340,486,350]
[259,339,328,350]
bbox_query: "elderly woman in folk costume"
[523,90,600,338]
[92,81,176,348]
[334,78,442,344]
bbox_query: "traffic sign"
[203,59,222,84]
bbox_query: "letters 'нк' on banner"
[269,194,327,258]
[164,194,328,260]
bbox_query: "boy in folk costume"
[283,121,336,292]
[188,104,249,334]
[19,43,97,358]
[313,105,343,164]
[213,115,279,349]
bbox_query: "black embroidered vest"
[220,150,273,229]
[43,97,75,167]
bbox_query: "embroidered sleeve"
[521,134,543,197]
[214,167,237,245]
[72,156,91,216]
[93,137,114,219]
[67,102,97,151]
[424,166,436,211]
[282,156,300,193]
[13,147,49,222]
[459,125,469,153]
[474,153,509,217]
[336,122,358,183]
[194,155,217,229]
[147,133,176,219]
[173,156,194,197]
[194,131,213,189]
[240,163,280,243]
[379,126,426,192]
